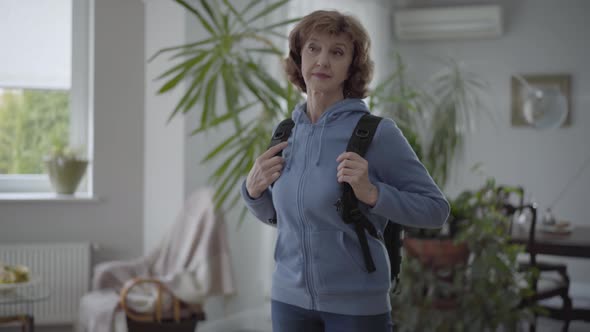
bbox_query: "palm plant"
[151,0,302,217]
[367,53,423,161]
[372,55,490,189]
[421,59,491,188]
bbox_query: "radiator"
[0,242,91,325]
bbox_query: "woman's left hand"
[336,152,378,207]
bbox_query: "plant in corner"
[369,55,489,269]
[392,178,535,331]
[44,142,88,195]
[369,56,536,330]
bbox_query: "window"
[0,0,92,193]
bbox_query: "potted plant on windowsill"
[43,144,88,195]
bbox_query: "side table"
[0,280,49,332]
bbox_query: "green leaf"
[221,0,247,31]
[221,64,239,111]
[201,132,239,163]
[157,68,189,94]
[175,0,217,35]
[167,74,203,123]
[244,47,284,56]
[201,68,219,127]
[155,52,208,81]
[242,0,263,16]
[246,0,289,24]
[179,56,217,115]
[190,101,256,135]
[248,61,287,99]
[148,36,220,62]
[258,17,301,31]
[199,0,222,30]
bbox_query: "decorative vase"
[44,159,88,194]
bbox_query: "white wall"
[182,1,280,320]
[0,0,145,262]
[394,0,590,283]
[143,0,186,256]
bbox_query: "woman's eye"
[333,50,343,56]
[308,45,316,52]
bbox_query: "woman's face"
[301,32,353,96]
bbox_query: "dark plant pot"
[403,238,470,310]
[403,237,469,269]
[44,159,88,194]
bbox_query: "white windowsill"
[0,192,99,202]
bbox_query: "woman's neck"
[306,90,344,123]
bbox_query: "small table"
[511,225,590,321]
[511,225,590,258]
[0,281,49,332]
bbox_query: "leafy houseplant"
[369,54,490,237]
[391,178,535,332]
[152,0,302,217]
[370,54,490,191]
[44,144,88,195]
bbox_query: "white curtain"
[0,0,72,90]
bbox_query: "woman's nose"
[316,51,330,67]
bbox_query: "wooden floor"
[537,317,590,332]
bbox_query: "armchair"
[78,188,235,332]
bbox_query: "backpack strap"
[268,118,295,156]
[266,118,295,225]
[337,114,382,273]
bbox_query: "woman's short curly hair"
[283,10,374,99]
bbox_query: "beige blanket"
[78,188,235,331]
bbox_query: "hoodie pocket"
[310,230,390,296]
[274,230,305,288]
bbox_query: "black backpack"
[268,114,403,283]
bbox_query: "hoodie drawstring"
[315,121,327,166]
[286,112,303,171]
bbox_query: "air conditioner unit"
[394,5,503,41]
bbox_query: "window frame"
[0,0,93,194]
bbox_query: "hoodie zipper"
[297,125,317,310]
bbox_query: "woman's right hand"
[246,141,288,199]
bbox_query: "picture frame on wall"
[511,74,571,128]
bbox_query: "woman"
[241,10,449,332]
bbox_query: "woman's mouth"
[312,73,331,79]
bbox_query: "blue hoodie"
[241,98,449,316]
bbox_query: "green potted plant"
[44,143,88,195]
[151,0,302,216]
[368,54,491,271]
[392,178,535,331]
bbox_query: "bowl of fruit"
[0,263,37,294]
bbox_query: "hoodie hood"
[287,98,370,168]
[291,98,370,125]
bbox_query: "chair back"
[496,186,540,265]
